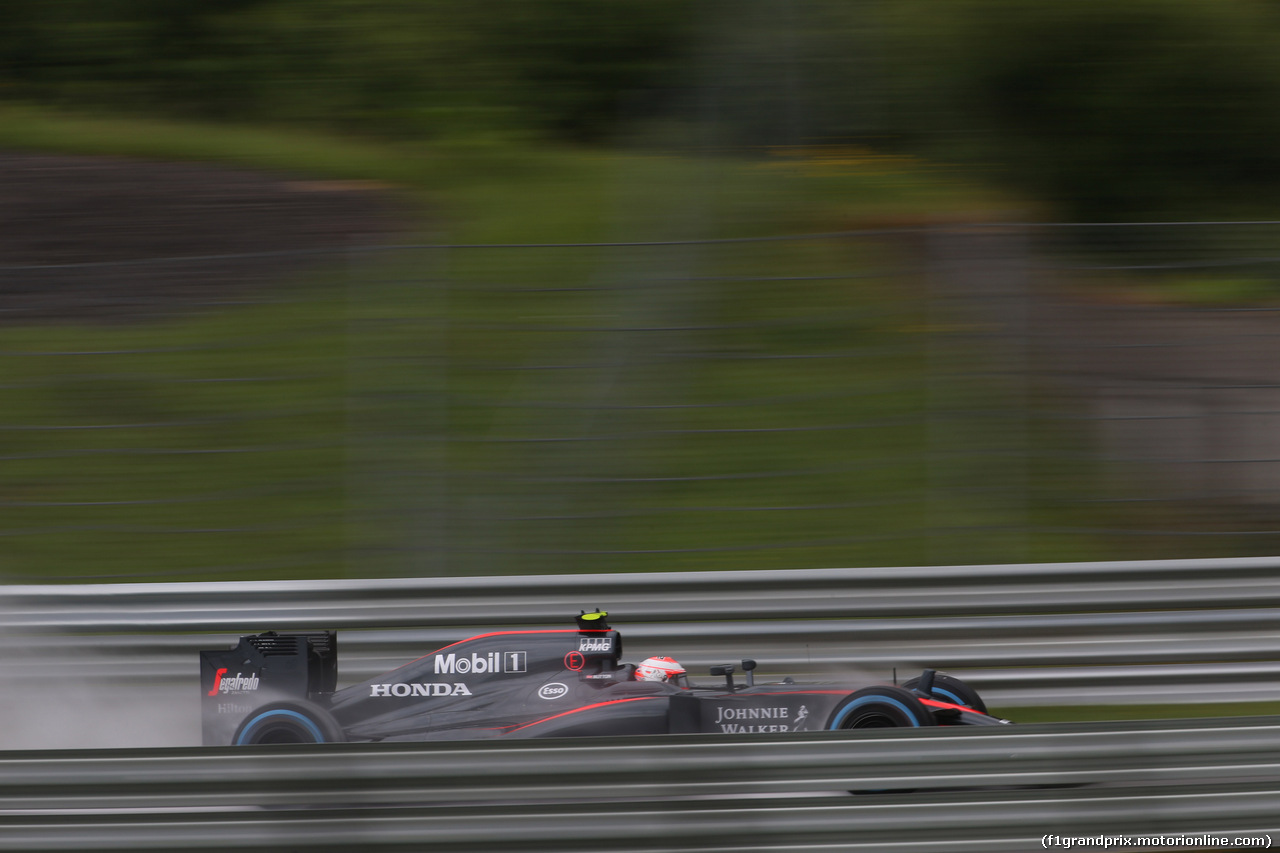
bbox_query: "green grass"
[0,290,351,580]
[0,104,1223,582]
[1158,275,1278,305]
[1108,274,1280,306]
[0,104,1011,244]
[0,104,429,188]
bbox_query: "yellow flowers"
[758,146,928,176]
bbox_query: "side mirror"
[915,668,936,697]
[709,664,736,691]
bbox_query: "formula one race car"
[200,611,1008,745]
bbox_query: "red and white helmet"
[636,656,685,683]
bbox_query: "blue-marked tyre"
[233,702,345,746]
[903,673,989,715]
[827,685,936,730]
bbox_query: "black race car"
[200,611,1007,746]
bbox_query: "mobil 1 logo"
[434,650,528,675]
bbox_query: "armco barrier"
[9,556,1280,630]
[2,719,1279,851]
[2,556,1280,705]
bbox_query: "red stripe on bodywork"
[920,697,978,713]
[504,697,665,734]
[387,629,611,673]
[737,690,848,697]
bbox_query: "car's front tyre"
[826,685,937,730]
[902,672,989,714]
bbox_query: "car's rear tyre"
[902,672,989,715]
[827,685,937,730]
[233,701,346,745]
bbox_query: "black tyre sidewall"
[232,701,345,745]
[902,673,989,715]
[826,685,936,730]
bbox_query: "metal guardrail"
[2,557,1280,706]
[3,718,1279,851]
[9,556,1280,630]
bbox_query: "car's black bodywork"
[200,612,1007,746]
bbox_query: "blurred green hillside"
[1,110,1044,582]
[5,2,1280,581]
[6,1,1280,219]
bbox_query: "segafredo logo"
[207,668,260,696]
[434,651,527,675]
[578,637,613,653]
[538,682,569,700]
[369,682,474,698]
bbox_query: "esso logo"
[538,682,569,701]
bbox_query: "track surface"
[0,151,404,322]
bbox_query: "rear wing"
[199,631,337,746]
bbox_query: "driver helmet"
[636,656,685,683]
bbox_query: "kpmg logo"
[577,637,613,653]
[207,668,260,696]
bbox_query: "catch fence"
[4,223,1280,581]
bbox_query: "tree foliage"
[888,0,1280,218]
[0,0,694,139]
[4,0,1280,218]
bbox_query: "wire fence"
[4,223,1280,581]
